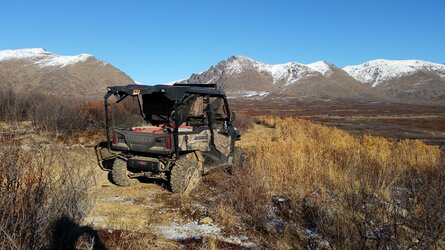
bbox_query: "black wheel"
[170,156,202,194]
[112,158,138,187]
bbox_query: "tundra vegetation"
[200,117,444,249]
[0,89,444,249]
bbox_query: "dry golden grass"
[200,116,444,249]
[2,115,442,249]
[240,117,440,198]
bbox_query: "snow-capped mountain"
[0,48,134,98]
[176,56,445,100]
[307,61,336,77]
[2,48,443,101]
[344,59,445,87]
[178,55,379,99]
[0,48,93,67]
[344,59,445,99]
[221,55,324,84]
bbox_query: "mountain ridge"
[0,48,135,99]
[176,55,445,100]
[1,48,444,101]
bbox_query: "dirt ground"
[0,122,251,249]
[83,147,254,249]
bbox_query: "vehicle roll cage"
[103,84,232,156]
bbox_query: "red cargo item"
[132,127,165,134]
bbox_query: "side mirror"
[230,111,236,123]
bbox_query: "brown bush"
[0,88,105,137]
[0,88,33,122]
[232,112,256,131]
[0,139,95,249]
[76,100,105,131]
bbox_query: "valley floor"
[231,98,445,146]
[1,102,444,249]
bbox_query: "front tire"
[112,158,138,187]
[170,156,202,194]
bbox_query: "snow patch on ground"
[155,221,254,247]
[103,196,135,205]
[156,221,221,240]
[154,77,190,86]
[0,48,92,67]
[227,90,269,99]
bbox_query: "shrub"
[0,88,104,137]
[232,112,256,131]
[0,139,95,249]
[0,88,32,122]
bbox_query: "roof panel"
[106,84,225,101]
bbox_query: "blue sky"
[1,0,444,84]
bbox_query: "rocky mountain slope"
[0,48,135,99]
[177,56,445,101]
[2,48,443,101]
[179,56,378,100]
[344,59,445,99]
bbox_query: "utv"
[97,84,240,194]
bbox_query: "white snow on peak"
[0,48,92,67]
[266,62,315,86]
[39,53,91,67]
[0,48,48,60]
[225,55,330,85]
[225,55,257,74]
[307,61,333,76]
[343,59,445,87]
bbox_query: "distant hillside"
[2,49,444,101]
[0,48,135,99]
[178,56,379,100]
[176,56,445,101]
[344,59,445,99]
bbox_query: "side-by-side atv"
[96,83,240,194]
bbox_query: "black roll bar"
[104,92,113,151]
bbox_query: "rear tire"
[170,156,202,194]
[112,158,138,187]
